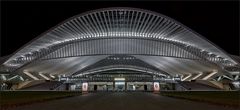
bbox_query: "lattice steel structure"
[0,7,239,81]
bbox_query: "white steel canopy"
[0,7,239,80]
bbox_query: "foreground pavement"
[8,92,238,110]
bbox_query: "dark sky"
[1,1,239,57]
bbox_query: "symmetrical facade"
[0,7,239,82]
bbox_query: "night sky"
[1,1,239,57]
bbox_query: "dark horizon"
[1,1,239,57]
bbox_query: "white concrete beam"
[7,75,18,81]
[182,74,192,81]
[217,76,222,81]
[202,71,217,80]
[23,71,39,80]
[50,74,56,79]
[234,75,239,80]
[222,75,233,81]
[39,73,50,80]
[191,73,203,80]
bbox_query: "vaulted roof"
[1,7,239,80]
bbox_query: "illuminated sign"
[114,78,125,81]
[82,82,88,92]
[153,82,160,92]
[115,82,125,85]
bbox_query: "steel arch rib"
[1,7,239,74]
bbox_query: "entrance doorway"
[144,85,147,91]
[115,82,125,91]
[94,85,97,91]
[114,78,126,91]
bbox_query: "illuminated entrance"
[114,78,126,91]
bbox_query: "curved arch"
[75,65,167,77]
[1,7,239,78]
[40,38,202,60]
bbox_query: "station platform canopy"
[0,7,239,81]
